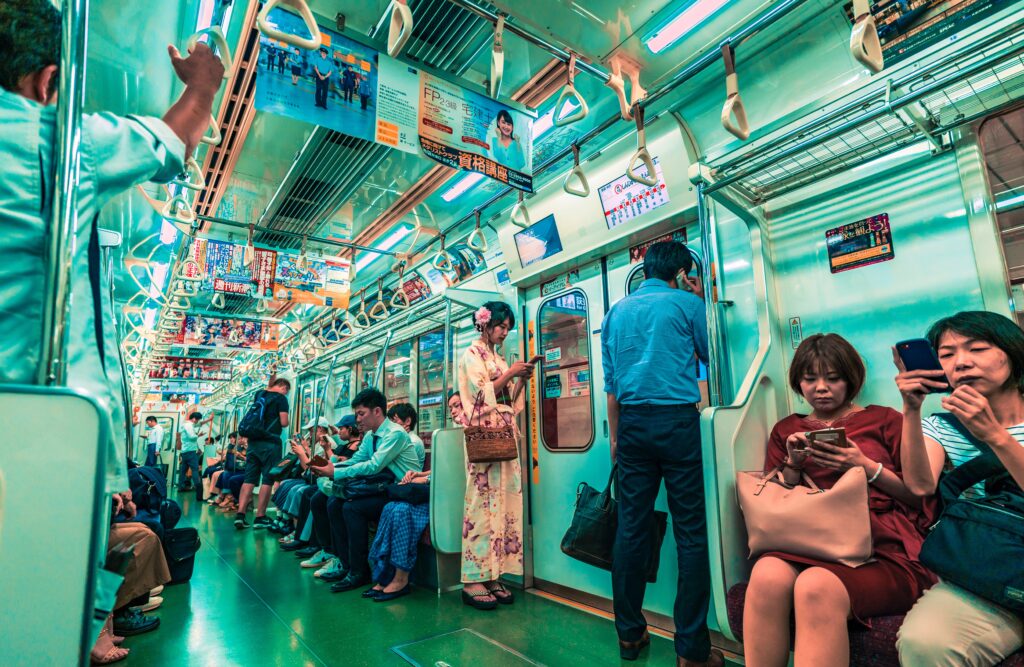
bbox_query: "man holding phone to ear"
[601,241,720,667]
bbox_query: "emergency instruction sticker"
[825,214,894,274]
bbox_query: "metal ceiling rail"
[194,214,397,255]
[445,0,611,83]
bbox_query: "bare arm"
[893,348,949,495]
[164,44,224,157]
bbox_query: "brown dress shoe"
[677,647,724,667]
[618,629,651,660]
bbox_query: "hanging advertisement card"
[176,315,280,351]
[629,228,688,264]
[272,253,352,308]
[207,240,279,297]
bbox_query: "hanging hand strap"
[186,26,234,79]
[257,0,322,51]
[467,210,488,252]
[720,43,750,141]
[554,53,588,127]
[626,104,657,187]
[489,14,505,98]
[850,0,884,74]
[563,144,590,197]
[510,191,531,229]
[388,0,414,57]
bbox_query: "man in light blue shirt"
[176,411,209,501]
[0,0,224,494]
[311,388,421,592]
[600,241,721,667]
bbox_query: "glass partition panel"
[538,290,594,451]
[356,352,380,391]
[416,330,445,447]
[385,340,413,407]
[332,369,352,415]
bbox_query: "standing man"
[601,241,721,667]
[313,47,334,110]
[143,416,164,467]
[235,375,290,529]
[176,412,208,501]
[342,64,356,104]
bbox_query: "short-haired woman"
[742,334,935,667]
[895,311,1024,666]
[458,301,535,609]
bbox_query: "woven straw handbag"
[464,392,518,463]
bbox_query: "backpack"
[238,392,279,441]
[129,466,167,513]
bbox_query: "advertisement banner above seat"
[255,6,535,192]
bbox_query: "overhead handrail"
[162,192,197,225]
[387,0,414,57]
[186,26,234,79]
[605,60,632,121]
[510,190,531,228]
[353,288,372,328]
[563,143,590,197]
[257,0,322,51]
[467,210,488,252]
[554,52,588,127]
[174,157,207,192]
[432,234,453,272]
[489,14,505,98]
[850,0,884,74]
[369,277,390,321]
[720,43,751,141]
[626,103,658,187]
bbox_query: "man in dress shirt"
[143,416,164,467]
[601,241,722,667]
[176,412,208,501]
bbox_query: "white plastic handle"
[554,53,588,127]
[175,157,207,192]
[228,329,243,344]
[200,114,222,146]
[168,296,191,311]
[510,194,531,229]
[563,145,590,197]
[720,45,750,141]
[369,300,389,321]
[489,15,505,98]
[257,0,322,51]
[432,250,452,272]
[211,293,226,309]
[850,0,884,74]
[177,258,204,284]
[354,307,372,329]
[389,285,411,309]
[467,213,488,252]
[162,193,196,225]
[387,0,414,57]
[336,319,355,338]
[255,298,269,314]
[186,26,234,79]
[172,280,198,298]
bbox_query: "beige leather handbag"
[736,465,873,568]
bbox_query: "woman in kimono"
[458,301,536,610]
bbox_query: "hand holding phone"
[529,354,544,365]
[806,427,848,450]
[894,338,952,397]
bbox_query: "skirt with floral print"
[461,457,524,582]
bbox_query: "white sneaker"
[314,557,342,578]
[130,595,163,613]
[149,585,164,596]
[301,550,331,569]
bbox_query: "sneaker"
[253,516,272,530]
[129,595,163,613]
[234,514,250,529]
[301,550,331,569]
[113,608,160,636]
[314,557,344,580]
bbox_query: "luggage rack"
[703,20,1024,203]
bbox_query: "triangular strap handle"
[335,318,355,339]
[370,281,390,320]
[211,293,227,309]
[177,258,204,284]
[489,15,505,98]
[186,25,234,79]
[563,145,590,197]
[720,43,750,141]
[389,285,411,309]
[849,0,884,74]
[175,157,207,192]
[257,0,322,51]
[161,194,196,225]
[554,53,588,127]
[167,296,191,312]
[432,236,453,271]
[200,114,222,146]
[254,297,270,314]
[353,291,372,328]
[388,0,414,57]
[467,211,488,252]
[626,104,658,187]
[510,191,531,229]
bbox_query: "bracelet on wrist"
[867,462,884,484]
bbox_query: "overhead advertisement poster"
[255,11,534,192]
[273,253,352,308]
[176,315,280,351]
[207,240,277,297]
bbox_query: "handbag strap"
[467,390,514,428]
[755,466,823,495]
[934,413,1010,503]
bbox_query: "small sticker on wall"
[789,317,803,349]
[544,375,562,399]
[825,213,894,274]
[544,347,562,363]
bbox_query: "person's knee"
[793,567,849,618]
[897,614,964,666]
[746,557,798,609]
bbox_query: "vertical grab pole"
[698,183,724,407]
[442,298,452,429]
[39,0,89,385]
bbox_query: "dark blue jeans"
[145,443,158,467]
[612,404,711,662]
[178,451,203,501]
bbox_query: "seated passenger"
[107,492,170,638]
[387,402,425,467]
[895,311,1024,666]
[202,432,237,500]
[365,470,430,602]
[311,388,422,593]
[448,391,468,427]
[742,334,935,667]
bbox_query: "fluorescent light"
[355,225,413,272]
[143,307,158,330]
[645,0,729,54]
[532,99,581,139]
[150,263,169,299]
[160,219,178,245]
[441,172,486,202]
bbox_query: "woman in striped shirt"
[894,311,1024,666]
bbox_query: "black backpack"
[238,392,279,441]
[129,466,167,513]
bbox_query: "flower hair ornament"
[474,306,491,329]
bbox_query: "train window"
[384,340,413,406]
[626,264,646,294]
[332,369,352,415]
[417,330,445,447]
[538,290,594,451]
[356,351,380,390]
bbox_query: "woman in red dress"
[742,334,937,667]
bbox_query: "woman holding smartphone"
[895,311,1024,666]
[743,334,935,667]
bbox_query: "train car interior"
[2,0,1024,664]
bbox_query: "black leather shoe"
[374,585,411,602]
[361,587,383,599]
[294,546,320,559]
[280,540,309,552]
[319,567,349,583]
[330,573,369,592]
[113,608,161,636]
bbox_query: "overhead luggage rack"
[704,19,1024,203]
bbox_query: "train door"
[139,411,180,487]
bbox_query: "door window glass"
[538,290,594,451]
[356,352,380,390]
[417,330,445,447]
[384,341,413,407]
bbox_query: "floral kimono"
[457,340,524,583]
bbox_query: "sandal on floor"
[462,589,498,610]
[487,582,514,605]
[91,646,129,665]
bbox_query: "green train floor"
[120,492,740,666]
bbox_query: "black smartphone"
[896,338,952,393]
[806,427,848,450]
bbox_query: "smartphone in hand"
[896,338,952,393]
[806,427,848,450]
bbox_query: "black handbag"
[386,482,430,505]
[560,466,667,583]
[268,454,299,481]
[919,416,1024,613]
[163,526,201,585]
[339,470,397,499]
